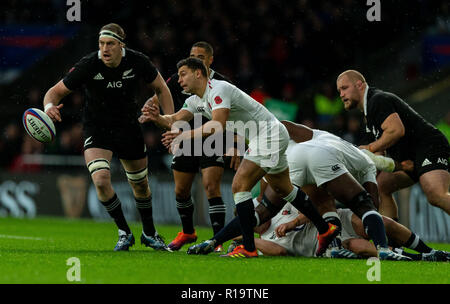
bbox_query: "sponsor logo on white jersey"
[93,73,104,80]
[421,158,432,167]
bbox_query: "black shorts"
[171,154,225,173]
[83,123,146,160]
[407,134,449,182]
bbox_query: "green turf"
[0,216,449,284]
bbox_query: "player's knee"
[346,191,377,219]
[130,179,150,197]
[175,185,191,200]
[425,192,445,208]
[377,177,396,195]
[203,180,221,197]
[231,182,244,194]
[92,173,112,194]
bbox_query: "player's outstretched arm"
[148,72,174,115]
[43,80,71,122]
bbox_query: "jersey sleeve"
[369,93,398,127]
[209,82,233,111]
[137,53,158,83]
[181,96,198,114]
[62,56,92,90]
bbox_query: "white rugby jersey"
[260,202,301,241]
[182,79,280,141]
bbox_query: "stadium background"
[0,0,449,242]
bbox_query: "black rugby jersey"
[63,48,158,126]
[365,87,443,161]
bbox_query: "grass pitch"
[0,216,449,284]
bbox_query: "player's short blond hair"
[337,70,366,83]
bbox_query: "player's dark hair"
[100,23,126,40]
[192,41,214,56]
[177,57,208,77]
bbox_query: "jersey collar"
[209,69,215,80]
[363,83,369,116]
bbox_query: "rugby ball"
[22,108,56,143]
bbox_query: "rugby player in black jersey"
[337,70,450,217]
[43,23,175,251]
[139,42,239,252]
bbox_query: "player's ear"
[356,80,362,89]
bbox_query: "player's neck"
[357,84,367,112]
[196,79,208,98]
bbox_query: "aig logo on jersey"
[437,158,448,166]
[107,81,122,88]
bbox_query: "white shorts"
[244,121,290,174]
[287,136,377,187]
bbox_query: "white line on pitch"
[0,234,43,241]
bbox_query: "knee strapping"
[126,167,148,183]
[346,191,377,219]
[87,158,110,175]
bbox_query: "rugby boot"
[168,231,198,251]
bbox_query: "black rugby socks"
[101,193,131,234]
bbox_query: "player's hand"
[226,147,241,171]
[162,129,182,154]
[359,144,370,151]
[45,103,64,122]
[275,222,294,237]
[399,160,414,172]
[139,100,160,124]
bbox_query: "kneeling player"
[188,121,411,260]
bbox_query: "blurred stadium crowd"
[1,0,449,173]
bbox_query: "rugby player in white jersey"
[188,121,414,260]
[246,202,449,261]
[140,57,338,258]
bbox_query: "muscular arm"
[275,213,309,237]
[178,108,230,141]
[280,120,313,143]
[43,80,72,122]
[366,113,405,153]
[148,72,174,115]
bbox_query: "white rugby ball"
[22,108,56,143]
